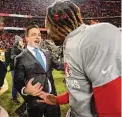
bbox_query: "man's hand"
[37,91,57,105]
[24,78,43,96]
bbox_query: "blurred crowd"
[5,18,45,28]
[0,0,121,49]
[0,0,120,17]
[0,0,120,27]
[78,0,121,27]
[77,0,120,17]
[0,0,54,16]
[0,33,14,49]
[0,32,24,49]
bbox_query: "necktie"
[33,48,52,93]
[33,48,46,71]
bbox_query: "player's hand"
[24,78,43,96]
[37,91,57,105]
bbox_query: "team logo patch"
[64,62,72,78]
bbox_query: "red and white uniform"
[59,23,121,117]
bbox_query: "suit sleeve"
[0,60,7,87]
[14,55,26,95]
[83,23,121,117]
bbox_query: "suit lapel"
[24,48,45,72]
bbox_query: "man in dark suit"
[14,25,61,117]
[0,60,7,88]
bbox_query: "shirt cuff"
[21,87,28,96]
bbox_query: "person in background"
[9,35,28,117]
[5,44,12,68]
[38,1,121,117]
[10,35,24,103]
[4,40,27,117]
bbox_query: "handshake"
[23,78,58,105]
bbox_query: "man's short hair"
[25,25,39,36]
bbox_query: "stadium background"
[0,0,121,117]
[0,0,121,51]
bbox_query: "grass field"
[0,70,69,117]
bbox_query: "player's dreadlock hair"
[46,0,83,45]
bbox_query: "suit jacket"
[14,48,58,107]
[0,60,7,87]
